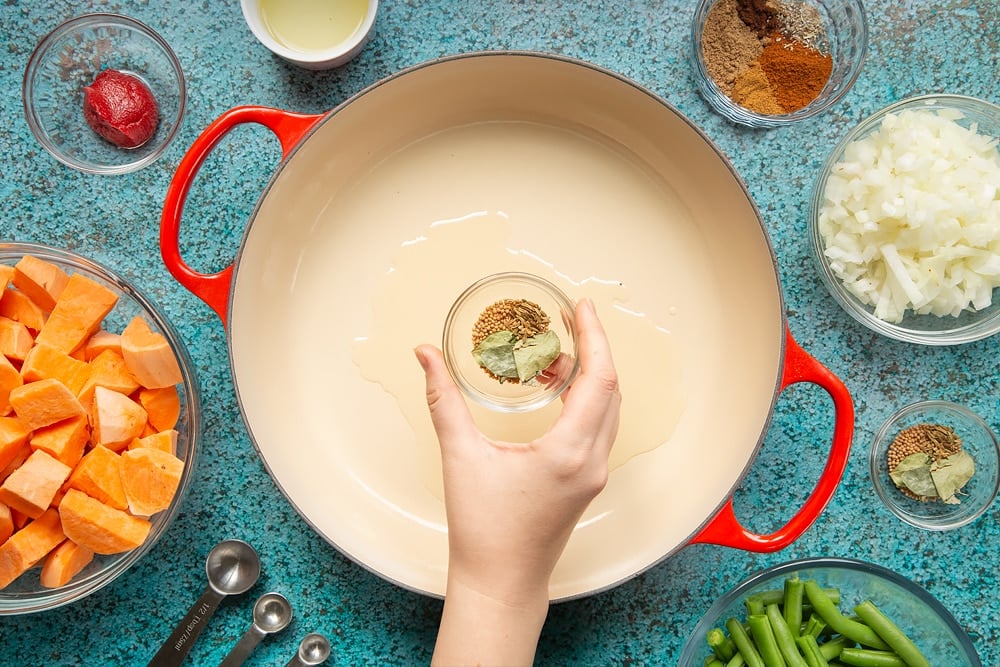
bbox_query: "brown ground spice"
[702,0,762,94]
[736,0,780,38]
[759,33,833,111]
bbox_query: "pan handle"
[159,106,325,326]
[689,325,853,551]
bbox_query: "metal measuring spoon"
[283,633,332,667]
[218,592,293,667]
[147,540,262,667]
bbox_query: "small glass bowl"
[810,95,1000,344]
[443,273,579,413]
[691,0,867,127]
[23,13,186,174]
[870,400,1000,531]
[677,557,981,666]
[0,242,200,615]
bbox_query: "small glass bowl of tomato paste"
[23,13,186,174]
[443,272,579,413]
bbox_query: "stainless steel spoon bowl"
[219,592,293,667]
[147,540,262,667]
[284,633,332,667]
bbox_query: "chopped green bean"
[837,648,906,667]
[727,654,747,667]
[853,601,930,667]
[748,613,787,667]
[803,613,827,638]
[783,577,804,639]
[727,617,765,667]
[757,587,841,607]
[706,658,726,667]
[795,634,830,667]
[746,595,766,616]
[803,581,889,650]
[817,636,853,661]
[765,603,808,667]
[709,626,737,661]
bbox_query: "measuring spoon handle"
[147,587,225,667]
[218,626,266,667]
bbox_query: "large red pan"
[161,52,853,600]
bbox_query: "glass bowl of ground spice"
[692,0,867,128]
[870,400,1000,531]
[442,272,579,413]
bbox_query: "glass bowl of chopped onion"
[870,400,1000,531]
[811,94,1000,344]
[442,272,579,413]
[23,13,186,175]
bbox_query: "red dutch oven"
[161,52,853,600]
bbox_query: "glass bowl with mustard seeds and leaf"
[443,273,578,413]
[870,400,1000,531]
[691,0,867,127]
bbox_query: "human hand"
[416,298,620,666]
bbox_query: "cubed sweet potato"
[21,343,92,396]
[0,354,23,415]
[91,386,148,451]
[30,415,89,468]
[0,316,33,362]
[0,449,73,519]
[9,378,86,430]
[58,489,150,555]
[0,508,65,589]
[83,330,121,361]
[0,445,30,486]
[0,288,47,333]
[120,447,184,517]
[0,416,32,470]
[40,539,94,588]
[66,445,127,511]
[128,429,178,454]
[35,274,118,355]
[138,386,181,432]
[0,502,12,544]
[78,349,140,411]
[120,317,182,389]
[12,256,70,312]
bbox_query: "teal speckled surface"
[2,1,999,665]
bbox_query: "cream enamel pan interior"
[161,53,853,600]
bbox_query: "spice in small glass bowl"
[691,0,867,127]
[870,400,1000,531]
[443,273,578,413]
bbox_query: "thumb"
[414,344,478,452]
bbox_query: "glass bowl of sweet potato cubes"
[0,242,199,615]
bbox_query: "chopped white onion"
[818,107,1000,323]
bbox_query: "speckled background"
[1,1,998,665]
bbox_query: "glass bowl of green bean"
[677,557,980,666]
